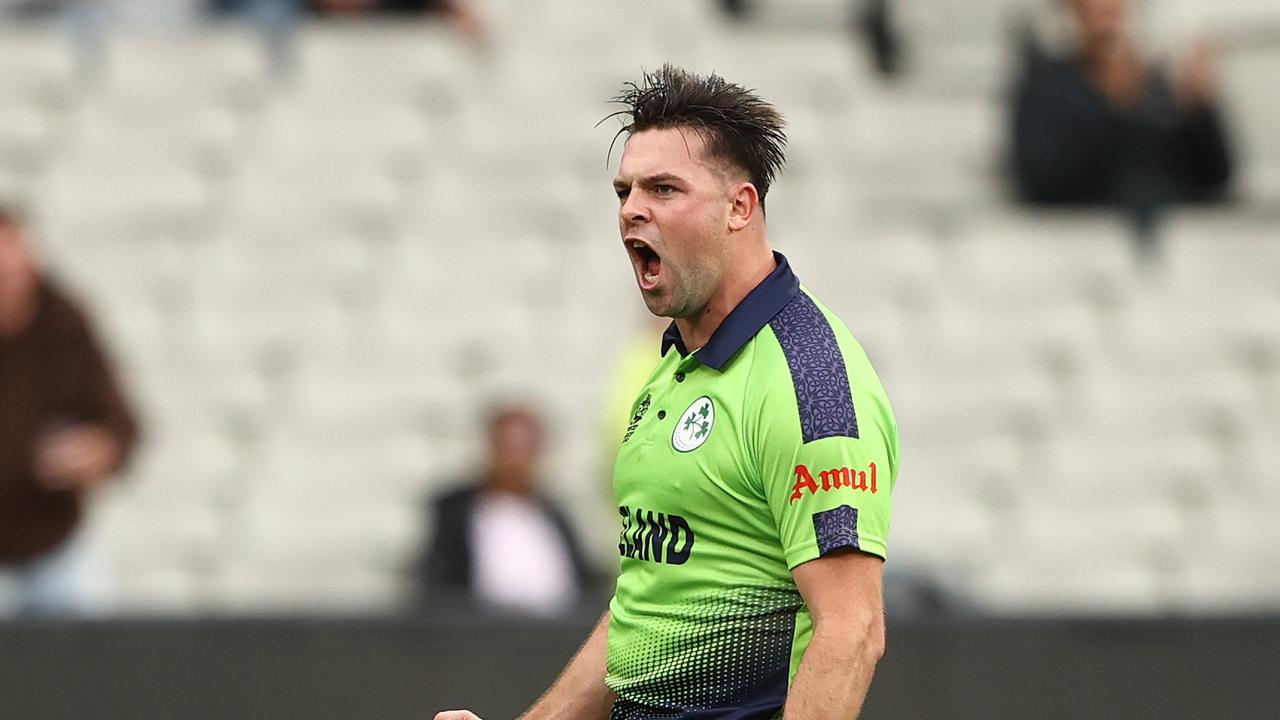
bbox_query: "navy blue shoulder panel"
[768,291,859,442]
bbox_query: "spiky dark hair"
[605,64,788,206]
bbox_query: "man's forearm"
[519,610,616,720]
[782,616,884,719]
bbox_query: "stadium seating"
[1,0,1277,615]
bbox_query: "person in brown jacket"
[0,206,139,617]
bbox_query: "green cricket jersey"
[606,253,899,719]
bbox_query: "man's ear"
[727,182,760,232]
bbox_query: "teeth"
[643,272,658,283]
[631,241,645,249]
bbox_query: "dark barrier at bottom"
[0,613,1276,719]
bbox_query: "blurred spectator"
[0,207,139,618]
[718,0,903,77]
[0,0,65,16]
[311,0,487,43]
[416,405,597,617]
[0,0,82,30]
[211,0,487,44]
[208,0,300,51]
[0,1,204,25]
[102,0,206,29]
[1,0,205,47]
[1011,0,1234,235]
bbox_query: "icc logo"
[672,396,714,452]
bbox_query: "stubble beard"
[643,258,718,322]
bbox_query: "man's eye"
[615,188,629,201]
[655,185,675,195]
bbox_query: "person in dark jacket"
[0,206,139,617]
[417,404,597,617]
[1011,0,1234,235]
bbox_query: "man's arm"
[783,550,885,719]
[34,292,140,492]
[435,610,616,720]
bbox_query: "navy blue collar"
[660,252,801,371]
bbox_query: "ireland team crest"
[673,396,715,452]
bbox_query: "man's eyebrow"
[640,173,682,186]
[614,173,683,188]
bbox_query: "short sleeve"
[754,380,897,569]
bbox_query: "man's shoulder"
[748,287,871,440]
[34,277,92,332]
[18,277,106,357]
[431,483,481,511]
[758,287,863,373]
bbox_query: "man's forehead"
[616,126,719,178]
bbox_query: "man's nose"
[620,193,650,227]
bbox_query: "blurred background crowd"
[0,0,1277,626]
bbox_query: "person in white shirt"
[417,405,598,617]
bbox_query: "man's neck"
[675,242,776,352]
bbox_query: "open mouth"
[626,239,662,291]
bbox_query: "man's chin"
[640,291,672,318]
